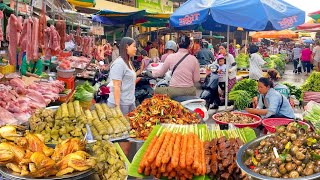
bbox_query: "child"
[217,55,226,93]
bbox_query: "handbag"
[171,53,189,76]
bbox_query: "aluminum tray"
[237,134,320,180]
[0,167,94,180]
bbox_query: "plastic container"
[212,112,262,128]
[262,118,311,133]
[0,65,15,75]
[56,66,75,78]
[57,76,75,91]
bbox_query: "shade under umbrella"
[170,0,305,31]
[170,0,305,109]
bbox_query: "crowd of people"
[102,35,320,121]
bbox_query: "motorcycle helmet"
[216,54,225,60]
[165,40,178,52]
[201,41,209,48]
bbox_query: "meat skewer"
[147,131,166,163]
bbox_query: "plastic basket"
[56,66,75,78]
[262,118,311,133]
[212,112,262,128]
[0,65,15,75]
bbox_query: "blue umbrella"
[170,0,305,31]
[170,0,305,109]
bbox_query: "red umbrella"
[296,23,320,30]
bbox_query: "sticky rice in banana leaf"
[101,120,114,134]
[108,118,123,133]
[95,104,106,120]
[67,102,75,119]
[74,100,81,117]
[101,103,113,118]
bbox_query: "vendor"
[246,77,295,119]
[20,49,43,77]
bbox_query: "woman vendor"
[246,77,295,119]
[20,50,43,77]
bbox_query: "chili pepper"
[255,149,259,156]
[249,165,256,169]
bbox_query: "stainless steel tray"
[237,134,320,180]
[0,167,94,180]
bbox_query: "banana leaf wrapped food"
[73,100,81,117]
[67,102,75,119]
[115,106,124,117]
[61,103,69,119]
[91,110,99,120]
[119,117,130,131]
[85,110,93,125]
[110,108,119,118]
[108,118,123,134]
[55,106,62,120]
[101,103,113,118]
[95,104,106,120]
[92,118,107,135]
[101,120,114,134]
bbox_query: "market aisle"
[279,62,308,87]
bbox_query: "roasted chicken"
[0,128,95,178]
[0,142,25,164]
[56,151,95,176]
[51,138,85,161]
[25,132,54,157]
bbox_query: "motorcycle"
[135,74,155,105]
[200,64,221,110]
[146,63,209,121]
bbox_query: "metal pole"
[225,25,230,110]
[245,31,248,54]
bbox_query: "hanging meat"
[32,18,39,60]
[26,18,33,62]
[44,27,51,60]
[17,19,28,65]
[0,11,4,47]
[56,17,66,51]
[38,8,46,49]
[75,25,81,46]
[50,25,60,54]
[6,14,23,66]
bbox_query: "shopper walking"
[248,44,266,80]
[218,43,237,92]
[292,44,302,74]
[313,41,320,72]
[160,40,177,63]
[301,44,313,76]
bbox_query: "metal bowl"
[0,167,94,180]
[237,134,320,180]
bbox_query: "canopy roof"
[250,30,298,39]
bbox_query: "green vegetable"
[40,72,49,79]
[280,154,287,163]
[229,90,251,110]
[307,138,317,146]
[312,152,320,160]
[231,79,258,98]
[304,103,320,134]
[74,86,94,101]
[82,81,96,93]
[235,53,249,68]
[301,72,320,92]
[282,82,302,100]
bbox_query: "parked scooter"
[200,64,221,110]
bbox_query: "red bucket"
[262,118,311,133]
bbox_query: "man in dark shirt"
[197,41,215,65]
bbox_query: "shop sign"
[137,0,173,14]
[10,0,32,14]
[91,26,104,36]
[278,15,297,29]
[179,13,200,26]
[192,32,202,39]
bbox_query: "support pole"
[225,25,230,110]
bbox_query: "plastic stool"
[57,76,75,91]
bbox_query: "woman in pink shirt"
[301,44,312,75]
[153,36,200,98]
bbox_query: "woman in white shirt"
[249,44,266,80]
